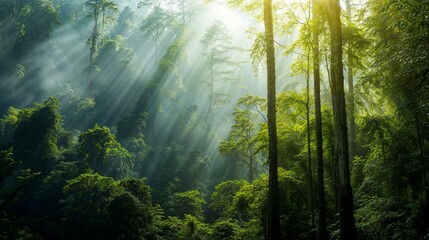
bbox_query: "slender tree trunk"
[89,5,99,92]
[263,0,281,238]
[325,0,357,239]
[155,32,160,62]
[249,157,254,182]
[312,1,327,239]
[89,7,99,65]
[416,113,429,206]
[345,0,357,161]
[206,50,214,118]
[306,68,316,240]
[101,8,105,46]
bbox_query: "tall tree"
[311,0,327,239]
[100,0,118,46]
[200,21,239,118]
[85,0,117,64]
[85,0,118,92]
[325,0,356,239]
[219,106,264,182]
[344,0,357,160]
[140,5,173,60]
[263,0,281,238]
[12,97,61,174]
[86,0,102,67]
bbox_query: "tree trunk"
[89,5,99,92]
[249,157,254,182]
[306,64,316,240]
[345,0,357,161]
[312,1,327,239]
[263,0,281,239]
[101,7,105,46]
[325,0,357,239]
[90,4,100,65]
[415,113,429,207]
[206,50,215,118]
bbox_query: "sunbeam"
[2,0,421,238]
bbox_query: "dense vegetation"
[0,0,428,239]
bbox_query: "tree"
[0,0,59,56]
[312,0,327,239]
[107,192,155,240]
[86,0,101,67]
[280,2,316,235]
[62,173,119,240]
[233,168,305,239]
[219,106,265,182]
[210,180,248,219]
[263,0,281,238]
[133,24,190,146]
[211,219,239,240]
[85,0,118,69]
[365,0,429,209]
[12,97,61,173]
[78,124,133,179]
[112,6,134,37]
[172,190,206,219]
[344,0,357,162]
[140,5,173,60]
[173,0,197,25]
[324,0,356,238]
[62,173,158,240]
[200,21,240,117]
[99,0,118,46]
[0,148,18,183]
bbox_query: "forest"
[0,0,428,239]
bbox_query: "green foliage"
[0,148,19,182]
[117,112,147,140]
[141,5,174,45]
[156,215,211,240]
[96,35,135,69]
[355,197,420,240]
[211,219,240,240]
[276,91,311,171]
[155,216,184,239]
[12,97,61,173]
[119,178,152,204]
[220,95,266,181]
[148,143,211,210]
[1,0,59,51]
[63,173,119,215]
[357,115,416,198]
[365,0,429,116]
[200,20,241,115]
[233,168,306,239]
[210,180,248,219]
[112,6,134,36]
[219,107,264,181]
[172,190,206,219]
[62,173,158,240]
[107,192,155,240]
[78,124,134,179]
[62,174,118,239]
[182,214,212,239]
[1,0,429,239]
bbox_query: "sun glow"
[206,4,252,32]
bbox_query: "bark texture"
[312,1,327,239]
[263,0,281,238]
[325,0,357,239]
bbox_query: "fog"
[0,0,308,184]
